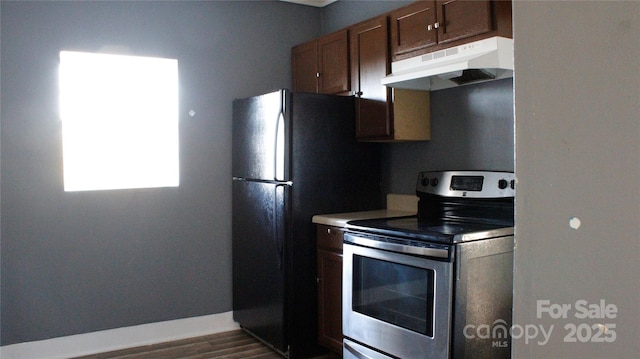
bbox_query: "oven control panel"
[417,171,515,198]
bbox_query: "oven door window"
[352,255,434,336]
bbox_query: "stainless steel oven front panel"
[343,241,453,359]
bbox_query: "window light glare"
[59,51,179,192]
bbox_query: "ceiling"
[280,0,337,7]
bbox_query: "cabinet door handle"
[434,22,440,29]
[427,24,433,31]
[316,72,320,78]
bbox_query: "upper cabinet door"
[437,0,492,45]
[317,30,350,95]
[350,16,393,140]
[292,40,318,94]
[292,30,350,95]
[390,1,438,62]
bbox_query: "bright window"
[59,51,179,191]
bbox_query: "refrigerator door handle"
[274,184,286,270]
[274,91,286,182]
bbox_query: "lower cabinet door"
[317,247,344,353]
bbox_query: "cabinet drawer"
[317,225,344,252]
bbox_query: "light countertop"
[312,194,417,228]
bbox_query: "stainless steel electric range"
[342,171,515,359]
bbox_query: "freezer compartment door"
[232,179,289,354]
[232,90,290,181]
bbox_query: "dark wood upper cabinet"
[390,1,438,60]
[438,0,492,44]
[350,16,431,142]
[390,0,512,61]
[292,29,350,95]
[318,30,350,95]
[291,1,512,141]
[350,16,393,139]
[292,40,319,93]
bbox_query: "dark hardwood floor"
[72,329,336,359]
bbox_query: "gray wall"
[0,0,320,345]
[512,1,639,358]
[382,79,514,194]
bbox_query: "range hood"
[382,36,514,91]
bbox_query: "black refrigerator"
[232,89,382,358]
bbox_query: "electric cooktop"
[346,170,515,244]
[346,216,514,244]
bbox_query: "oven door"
[343,236,453,359]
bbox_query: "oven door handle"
[344,233,450,259]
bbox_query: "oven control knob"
[430,178,439,187]
[421,177,430,187]
[498,179,509,189]
[510,179,516,189]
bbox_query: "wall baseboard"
[0,311,240,359]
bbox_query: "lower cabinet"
[317,225,344,355]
